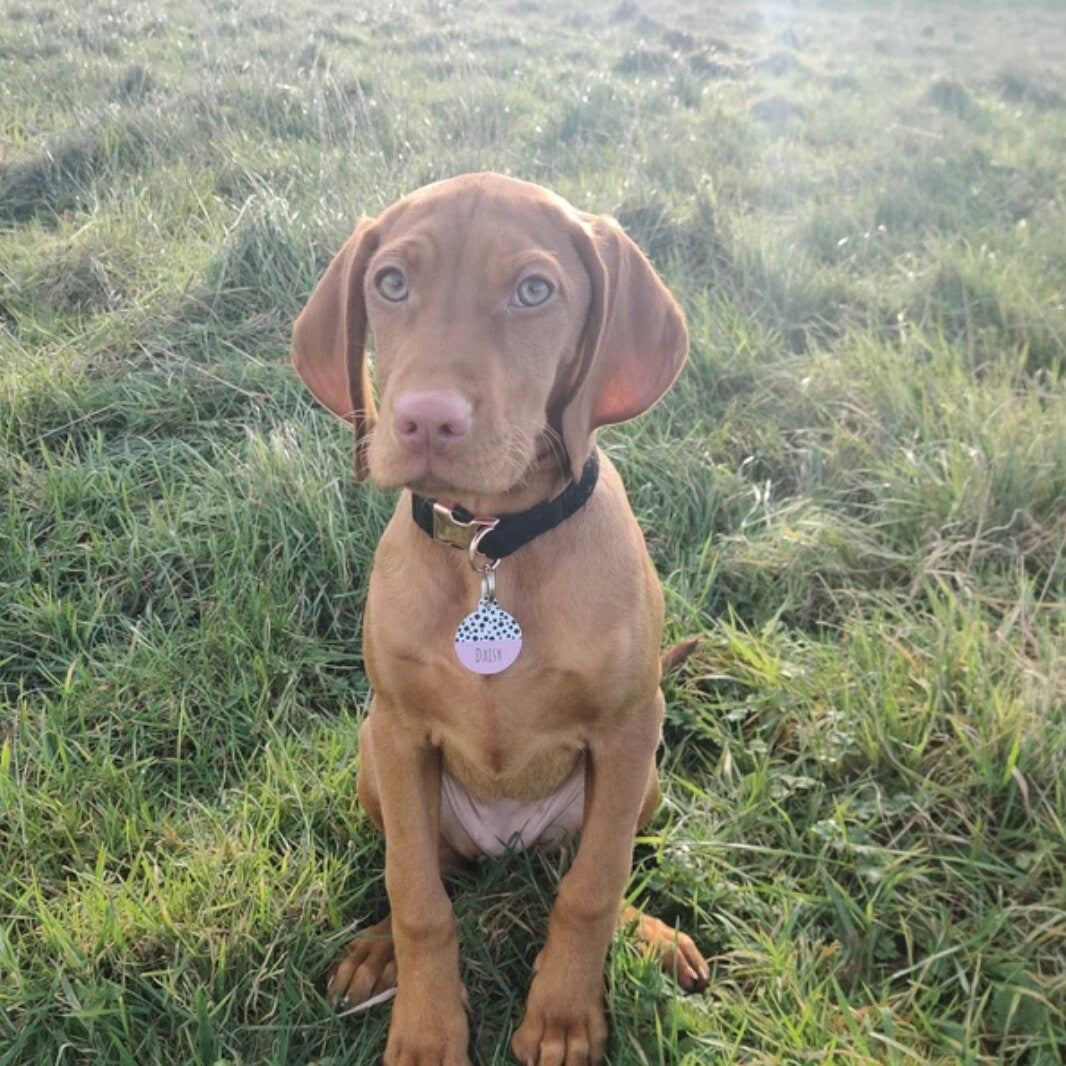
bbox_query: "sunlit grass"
[1,0,1064,1063]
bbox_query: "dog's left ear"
[291,219,379,481]
[560,215,688,481]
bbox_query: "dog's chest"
[370,599,600,798]
[422,653,593,799]
[365,506,656,798]
[444,666,592,794]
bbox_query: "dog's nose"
[392,390,472,450]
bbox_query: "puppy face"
[291,173,688,496]
[361,183,592,497]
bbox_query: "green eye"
[375,268,408,302]
[516,275,553,307]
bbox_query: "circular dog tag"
[455,597,522,674]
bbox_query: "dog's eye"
[515,275,553,308]
[375,268,408,302]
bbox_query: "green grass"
[2,0,1065,1062]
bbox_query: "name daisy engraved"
[454,596,523,675]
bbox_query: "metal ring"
[468,525,500,573]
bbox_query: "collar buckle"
[413,451,600,562]
[431,502,498,552]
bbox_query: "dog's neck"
[443,464,571,518]
[409,451,600,562]
[413,443,579,518]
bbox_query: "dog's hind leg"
[619,906,709,993]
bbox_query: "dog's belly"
[440,760,584,860]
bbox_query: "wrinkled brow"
[370,230,441,273]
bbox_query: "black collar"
[410,452,600,561]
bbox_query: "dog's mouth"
[376,456,530,501]
[371,433,565,506]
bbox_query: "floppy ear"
[560,215,688,481]
[291,219,379,481]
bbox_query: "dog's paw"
[621,906,710,993]
[384,985,471,1066]
[326,917,397,1010]
[511,977,607,1066]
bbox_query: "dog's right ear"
[291,219,379,481]
[558,215,688,482]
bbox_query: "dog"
[292,173,707,1066]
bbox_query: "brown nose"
[392,390,472,450]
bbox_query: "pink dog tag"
[455,596,522,674]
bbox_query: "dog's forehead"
[405,172,576,214]
[376,174,585,254]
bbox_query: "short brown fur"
[293,173,707,1066]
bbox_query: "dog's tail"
[660,638,700,675]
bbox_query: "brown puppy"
[292,173,707,1066]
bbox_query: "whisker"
[538,425,569,475]
[501,428,537,485]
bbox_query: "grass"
[1,0,1065,1062]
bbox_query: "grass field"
[2,0,1065,1062]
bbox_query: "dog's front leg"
[511,693,664,1066]
[367,701,471,1066]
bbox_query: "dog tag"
[455,572,522,675]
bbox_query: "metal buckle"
[431,501,498,553]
